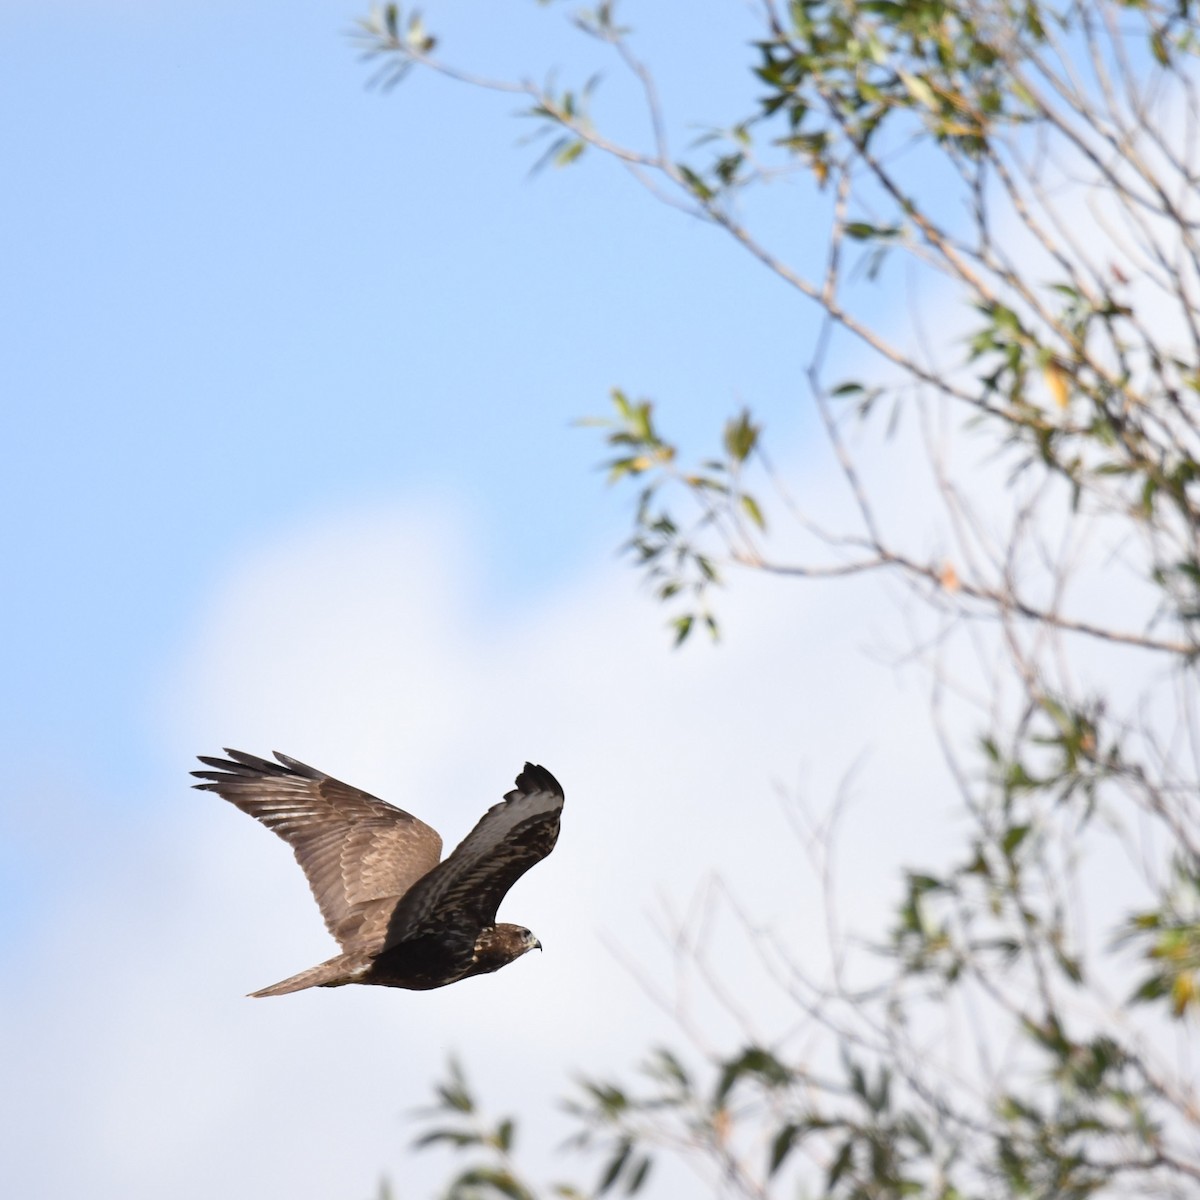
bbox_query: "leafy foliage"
[583,390,766,642]
[358,0,1200,1196]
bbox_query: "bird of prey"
[192,750,564,996]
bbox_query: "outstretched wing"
[384,762,563,948]
[192,749,443,954]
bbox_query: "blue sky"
[7,4,1194,1195]
[0,5,965,1197]
[5,5,1186,1199]
[2,1,819,796]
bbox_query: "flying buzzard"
[192,750,564,996]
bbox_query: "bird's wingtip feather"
[512,761,564,800]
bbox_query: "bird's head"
[502,924,542,954]
[470,923,543,976]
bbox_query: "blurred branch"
[360,2,1200,1196]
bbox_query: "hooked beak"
[529,934,543,952]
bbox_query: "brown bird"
[192,750,564,996]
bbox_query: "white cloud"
[2,483,971,1200]
[7,386,1177,1197]
[7,381,1183,1200]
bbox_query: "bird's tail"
[249,953,369,998]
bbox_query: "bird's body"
[192,750,563,996]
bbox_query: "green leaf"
[908,873,945,894]
[1001,824,1030,857]
[412,1127,481,1149]
[768,1123,801,1176]
[723,409,760,462]
[1130,974,1170,1004]
[647,1048,691,1090]
[677,164,714,202]
[582,1081,629,1116]
[625,1156,652,1194]
[555,139,586,167]
[451,1167,533,1200]
[827,1140,854,1188]
[740,493,766,530]
[606,456,646,482]
[494,1118,515,1153]
[897,69,938,110]
[598,1140,632,1195]
[714,1046,792,1104]
[436,1060,474,1113]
